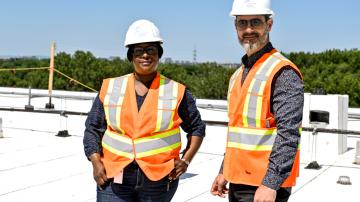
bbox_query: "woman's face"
[132,43,159,75]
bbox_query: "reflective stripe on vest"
[134,128,181,158]
[102,130,134,159]
[227,66,243,113]
[103,75,129,134]
[227,126,302,151]
[102,128,181,159]
[155,75,179,132]
[228,66,243,100]
[242,52,284,127]
[227,127,276,151]
[102,74,181,159]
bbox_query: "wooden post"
[45,42,56,109]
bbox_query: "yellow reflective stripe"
[229,67,242,93]
[172,82,178,101]
[155,100,163,132]
[229,127,277,135]
[227,142,273,151]
[115,76,128,134]
[243,80,256,127]
[115,96,124,133]
[254,56,282,127]
[106,130,133,144]
[167,82,178,129]
[255,80,266,127]
[170,83,178,110]
[136,142,181,158]
[265,60,280,77]
[168,110,175,130]
[250,56,272,127]
[273,52,291,63]
[159,75,165,97]
[155,76,166,132]
[255,95,262,127]
[104,79,115,125]
[102,142,134,159]
[134,128,180,144]
[227,66,243,104]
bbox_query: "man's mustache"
[242,33,259,38]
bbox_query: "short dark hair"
[126,42,163,62]
[264,14,272,22]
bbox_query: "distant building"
[108,56,121,61]
[163,57,173,64]
[219,63,242,69]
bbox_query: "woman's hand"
[90,153,108,186]
[168,159,189,180]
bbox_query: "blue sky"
[0,0,359,63]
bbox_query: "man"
[211,0,304,201]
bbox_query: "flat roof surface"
[0,88,359,202]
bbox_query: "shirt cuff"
[86,150,102,161]
[262,169,287,190]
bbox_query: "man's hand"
[210,174,229,198]
[90,153,108,186]
[254,185,277,202]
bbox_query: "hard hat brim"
[230,9,274,16]
[124,38,163,47]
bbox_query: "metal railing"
[0,105,360,136]
[0,90,360,136]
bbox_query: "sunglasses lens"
[146,46,157,55]
[250,19,263,27]
[133,46,158,57]
[133,47,144,57]
[236,18,264,29]
[237,20,248,28]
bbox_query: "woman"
[83,19,205,202]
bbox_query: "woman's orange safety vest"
[224,50,303,187]
[99,73,185,181]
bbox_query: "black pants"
[229,184,291,202]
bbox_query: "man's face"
[235,15,273,55]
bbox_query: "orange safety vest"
[224,50,303,187]
[99,73,185,181]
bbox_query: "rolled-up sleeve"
[83,95,107,159]
[178,89,206,137]
[262,67,304,190]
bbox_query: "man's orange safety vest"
[99,73,185,181]
[223,49,303,187]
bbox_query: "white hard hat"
[124,19,163,47]
[230,0,274,16]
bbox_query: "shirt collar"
[241,42,274,69]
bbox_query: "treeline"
[0,49,359,107]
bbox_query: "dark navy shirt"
[83,88,206,159]
[241,42,304,190]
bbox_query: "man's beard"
[242,41,261,54]
[239,31,268,54]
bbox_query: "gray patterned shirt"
[221,42,304,190]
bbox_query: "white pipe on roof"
[0,117,3,138]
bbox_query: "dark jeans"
[229,184,291,202]
[97,161,179,202]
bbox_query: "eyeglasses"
[235,18,265,30]
[133,45,158,57]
